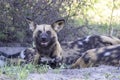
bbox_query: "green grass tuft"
[0,64,50,80]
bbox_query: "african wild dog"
[0,19,65,68]
[26,18,65,68]
[70,44,120,68]
[62,35,120,65]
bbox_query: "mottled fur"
[71,44,120,68]
[62,35,120,65]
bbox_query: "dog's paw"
[49,57,63,69]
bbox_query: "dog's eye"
[46,31,51,35]
[38,31,42,34]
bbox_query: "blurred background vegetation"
[0,0,120,46]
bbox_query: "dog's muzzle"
[40,33,50,46]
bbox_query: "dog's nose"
[41,37,47,41]
[41,35,47,41]
[40,33,48,41]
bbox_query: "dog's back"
[71,44,120,68]
[62,35,120,65]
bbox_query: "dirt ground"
[26,65,120,80]
[0,65,120,80]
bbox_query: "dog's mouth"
[41,41,49,46]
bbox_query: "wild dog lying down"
[26,18,65,68]
[62,35,120,65]
[70,44,120,68]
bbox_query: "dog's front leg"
[33,52,40,64]
[50,43,63,68]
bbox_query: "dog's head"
[27,18,65,47]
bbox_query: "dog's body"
[62,35,120,65]
[26,18,65,68]
[71,44,120,68]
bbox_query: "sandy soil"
[27,65,120,80]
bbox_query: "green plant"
[0,64,50,80]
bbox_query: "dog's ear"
[52,19,65,32]
[26,18,36,31]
